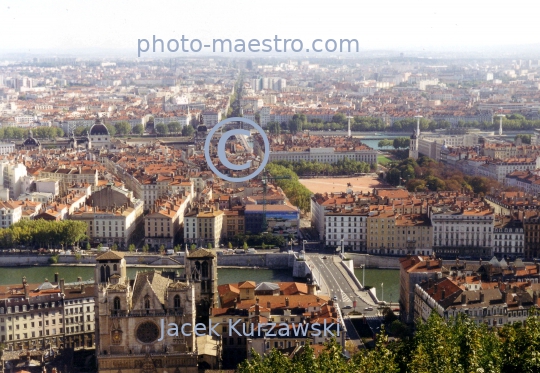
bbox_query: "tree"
[159,244,166,255]
[114,121,131,136]
[515,134,531,144]
[142,244,149,253]
[132,124,144,135]
[97,243,103,252]
[155,123,168,136]
[167,121,181,134]
[207,242,213,250]
[105,124,116,136]
[228,242,233,249]
[378,139,393,148]
[190,243,196,251]
[181,125,195,137]
[243,242,248,250]
[111,243,118,251]
[85,242,91,251]
[267,121,281,135]
[128,244,136,253]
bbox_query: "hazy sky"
[1,0,539,56]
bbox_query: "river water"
[0,266,400,303]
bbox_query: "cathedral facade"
[95,251,200,373]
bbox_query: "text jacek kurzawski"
[157,318,339,341]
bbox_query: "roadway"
[308,254,379,317]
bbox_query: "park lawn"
[377,154,393,165]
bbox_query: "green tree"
[132,124,144,135]
[267,121,281,135]
[142,244,149,253]
[243,242,248,250]
[181,125,195,137]
[167,121,181,134]
[159,244,166,255]
[207,242,213,250]
[190,243,196,251]
[105,124,116,136]
[155,123,168,136]
[114,121,131,136]
[378,139,394,148]
[128,244,136,253]
[228,242,233,249]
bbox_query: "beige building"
[399,255,444,324]
[223,209,245,239]
[184,208,224,248]
[71,185,144,247]
[145,195,190,249]
[0,275,96,354]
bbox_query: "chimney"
[54,273,59,283]
[77,276,82,282]
[285,297,290,308]
[267,301,271,308]
[60,278,65,294]
[461,293,466,305]
[434,283,438,294]
[441,288,446,299]
[255,304,260,315]
[81,282,85,294]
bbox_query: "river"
[0,266,400,303]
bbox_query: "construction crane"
[260,169,291,232]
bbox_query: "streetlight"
[414,115,423,136]
[302,240,306,253]
[340,239,344,257]
[496,109,505,136]
[360,264,366,289]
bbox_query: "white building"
[429,204,494,258]
[0,201,22,228]
[493,217,524,257]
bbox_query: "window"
[174,295,181,310]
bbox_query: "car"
[322,256,327,259]
[364,307,373,311]
[343,305,352,309]
[332,295,338,301]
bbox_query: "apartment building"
[211,290,341,368]
[223,209,245,239]
[0,200,22,228]
[478,158,540,184]
[71,186,144,247]
[523,211,540,259]
[144,195,190,249]
[493,216,524,258]
[429,204,494,258]
[39,166,99,193]
[399,255,444,324]
[324,207,368,251]
[0,276,96,354]
[414,277,538,327]
[184,208,224,248]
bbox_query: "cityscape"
[2,0,540,372]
